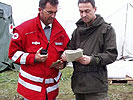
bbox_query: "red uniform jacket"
[8,14,69,100]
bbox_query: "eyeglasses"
[43,9,57,16]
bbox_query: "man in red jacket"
[8,0,69,100]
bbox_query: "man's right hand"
[35,47,48,62]
[61,52,67,61]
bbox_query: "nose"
[51,13,56,18]
[82,12,87,17]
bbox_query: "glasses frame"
[43,9,57,16]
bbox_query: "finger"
[61,55,67,61]
[60,60,63,63]
[59,65,64,70]
[41,57,47,62]
[40,54,48,58]
[37,47,43,54]
[75,57,81,62]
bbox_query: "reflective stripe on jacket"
[8,14,69,100]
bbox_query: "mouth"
[82,17,88,21]
[47,18,54,24]
[49,17,54,21]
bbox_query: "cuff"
[89,55,100,66]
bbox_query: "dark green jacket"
[68,14,118,93]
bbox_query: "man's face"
[39,2,58,25]
[78,2,96,23]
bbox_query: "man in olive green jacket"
[61,0,118,100]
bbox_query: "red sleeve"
[8,28,35,65]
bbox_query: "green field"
[0,67,133,100]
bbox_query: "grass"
[0,70,21,100]
[0,67,133,100]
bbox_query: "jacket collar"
[76,14,105,28]
[35,14,64,43]
[36,13,63,33]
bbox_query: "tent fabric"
[107,60,133,78]
[0,2,19,71]
[0,2,12,19]
[123,2,133,59]
[106,2,133,60]
[106,2,133,78]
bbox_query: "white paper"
[65,48,83,62]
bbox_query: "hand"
[61,53,67,61]
[50,60,64,70]
[35,47,48,62]
[76,55,91,65]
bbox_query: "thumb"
[36,47,43,54]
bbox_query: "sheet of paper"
[65,48,83,62]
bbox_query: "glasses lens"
[43,9,57,15]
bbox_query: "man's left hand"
[50,60,64,70]
[76,55,91,65]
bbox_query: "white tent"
[106,2,133,60]
[106,2,133,78]
[1,0,133,77]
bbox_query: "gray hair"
[39,0,59,9]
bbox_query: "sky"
[1,0,131,26]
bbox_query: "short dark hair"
[78,0,95,8]
[39,0,59,9]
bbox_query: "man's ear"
[94,7,97,12]
[38,7,42,12]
